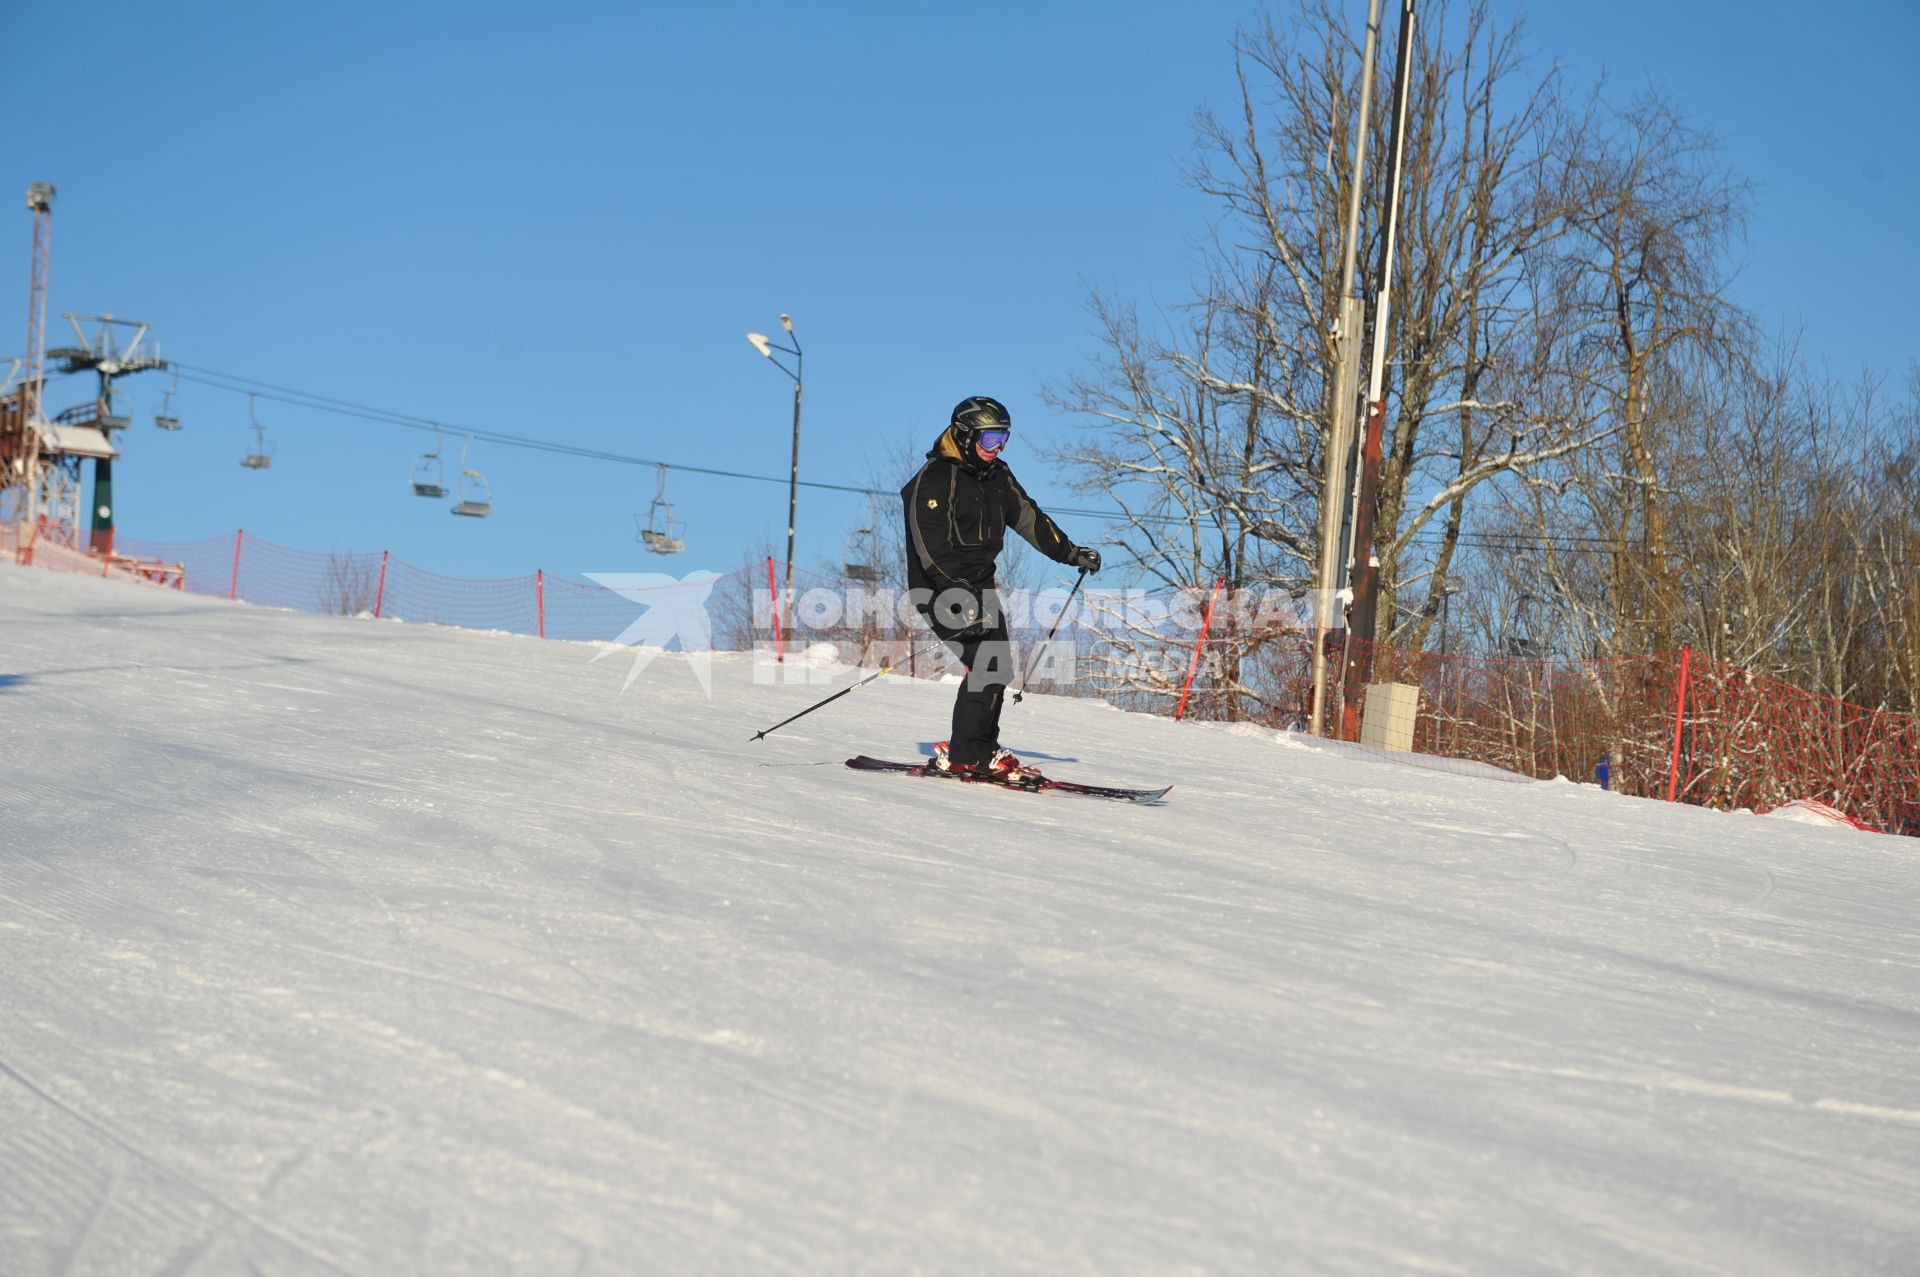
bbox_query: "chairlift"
[638,464,684,553]
[154,365,181,430]
[240,391,274,469]
[843,528,883,582]
[450,434,492,517]
[1503,591,1543,658]
[411,422,449,498]
[97,391,131,431]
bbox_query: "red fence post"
[1666,644,1693,803]
[101,528,114,578]
[536,570,546,638]
[768,555,784,664]
[229,529,244,601]
[1176,577,1225,722]
[373,550,389,619]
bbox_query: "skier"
[902,395,1101,780]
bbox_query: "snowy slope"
[1,562,1916,1276]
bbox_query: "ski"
[845,755,1171,805]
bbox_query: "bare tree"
[1044,0,1919,751]
[319,552,379,617]
[1527,90,1755,655]
[1479,339,1920,721]
[1050,0,1620,659]
[1047,288,1308,593]
[1855,370,1920,710]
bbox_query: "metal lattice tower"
[24,185,51,430]
[0,182,56,546]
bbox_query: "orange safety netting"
[1311,637,1919,835]
[9,526,1915,835]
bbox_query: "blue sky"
[9,1,1915,586]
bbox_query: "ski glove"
[1071,546,1102,574]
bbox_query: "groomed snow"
[2,562,1916,1275]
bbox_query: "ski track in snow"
[1,562,1917,1275]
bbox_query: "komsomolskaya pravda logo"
[584,570,721,695]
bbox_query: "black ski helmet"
[949,395,1011,451]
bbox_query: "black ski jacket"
[901,427,1078,593]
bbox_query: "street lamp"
[746,314,803,649]
[1421,578,1463,657]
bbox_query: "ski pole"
[750,637,952,742]
[1011,568,1087,704]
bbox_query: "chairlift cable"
[172,365,898,498]
[164,362,1895,560]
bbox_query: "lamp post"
[747,314,803,646]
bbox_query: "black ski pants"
[916,585,1015,767]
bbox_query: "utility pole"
[1339,0,1418,741]
[1308,0,1384,737]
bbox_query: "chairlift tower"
[0,185,172,557]
[46,312,168,550]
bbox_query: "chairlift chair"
[97,392,131,432]
[154,366,181,430]
[1503,591,1544,658]
[843,528,883,582]
[450,434,492,517]
[411,422,449,498]
[240,392,274,469]
[639,464,685,553]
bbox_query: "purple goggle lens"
[976,428,1010,452]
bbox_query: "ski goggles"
[975,428,1010,453]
